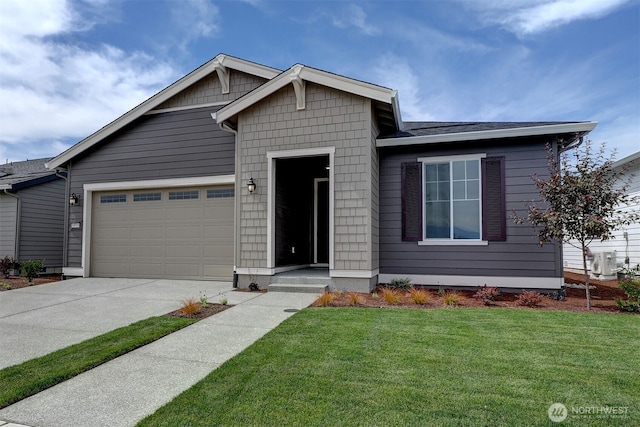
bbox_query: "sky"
[0,0,638,164]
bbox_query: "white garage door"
[91,186,234,280]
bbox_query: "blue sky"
[0,0,638,163]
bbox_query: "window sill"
[418,240,488,246]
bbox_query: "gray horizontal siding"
[17,179,65,267]
[379,138,561,280]
[0,194,17,258]
[66,106,236,267]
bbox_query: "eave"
[376,121,598,148]
[46,54,281,170]
[216,64,403,132]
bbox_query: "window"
[133,192,161,202]
[100,194,126,203]
[424,158,480,240]
[207,188,234,198]
[401,155,506,243]
[168,190,199,200]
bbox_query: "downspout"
[3,189,21,262]
[54,167,70,269]
[214,113,240,288]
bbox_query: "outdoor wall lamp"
[247,177,256,194]
[69,193,79,206]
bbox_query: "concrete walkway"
[0,278,319,427]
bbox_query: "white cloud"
[332,4,379,36]
[0,0,178,162]
[170,0,220,51]
[371,54,436,122]
[467,0,630,36]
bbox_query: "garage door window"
[169,190,199,200]
[100,194,126,203]
[133,192,161,202]
[207,188,234,198]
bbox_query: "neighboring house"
[0,158,66,272]
[46,54,596,291]
[563,151,640,276]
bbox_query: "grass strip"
[0,316,195,408]
[138,308,639,427]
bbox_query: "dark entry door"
[315,178,329,264]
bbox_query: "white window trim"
[418,153,486,245]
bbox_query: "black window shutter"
[401,162,422,242]
[482,156,506,241]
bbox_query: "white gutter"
[376,121,598,148]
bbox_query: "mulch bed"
[0,274,62,290]
[312,272,635,314]
[166,303,232,320]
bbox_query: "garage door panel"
[130,209,165,221]
[130,227,166,239]
[94,209,130,222]
[165,244,202,258]
[130,244,165,258]
[204,265,230,278]
[91,185,234,280]
[166,226,203,239]
[165,263,202,277]
[92,245,130,258]
[128,262,165,276]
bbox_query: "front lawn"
[138,308,638,426]
[0,316,195,408]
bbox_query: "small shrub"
[317,292,336,307]
[179,297,201,317]
[443,291,462,306]
[389,277,413,290]
[220,297,228,306]
[616,279,640,312]
[547,289,566,301]
[347,292,364,306]
[248,283,260,292]
[1,282,12,290]
[20,260,44,285]
[371,292,380,299]
[381,288,401,305]
[473,285,501,305]
[199,292,208,308]
[1,256,17,278]
[409,288,430,305]
[437,287,446,296]
[516,290,543,307]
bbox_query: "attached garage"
[90,185,234,280]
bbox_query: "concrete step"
[268,283,328,293]
[270,275,332,286]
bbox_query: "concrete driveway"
[0,277,234,369]
[0,278,320,427]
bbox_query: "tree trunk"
[582,244,591,310]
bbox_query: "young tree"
[515,140,639,310]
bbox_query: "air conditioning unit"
[591,251,617,279]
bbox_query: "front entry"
[314,178,329,265]
[274,155,329,268]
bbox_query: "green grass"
[0,316,195,408]
[138,308,639,427]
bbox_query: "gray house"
[46,54,596,291]
[0,158,65,272]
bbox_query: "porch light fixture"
[247,177,256,194]
[69,193,79,206]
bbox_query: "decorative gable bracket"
[212,56,230,94]
[290,65,306,110]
